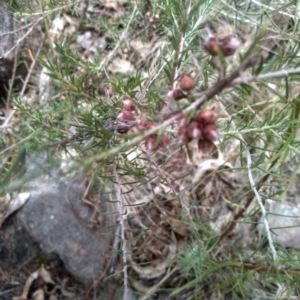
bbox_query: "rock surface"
[0,0,15,100]
[259,200,300,249]
[18,174,116,287]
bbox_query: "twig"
[0,17,43,38]
[219,1,279,34]
[138,267,179,300]
[219,103,277,261]
[144,149,198,232]
[6,45,19,110]
[0,129,41,155]
[231,68,300,85]
[129,23,152,42]
[20,40,45,97]
[0,39,44,130]
[113,161,129,300]
[1,18,43,59]
[251,0,295,19]
[0,287,22,297]
[98,4,137,72]
[138,57,168,103]
[14,0,83,17]
[48,122,136,148]
[170,0,192,87]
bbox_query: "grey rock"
[18,174,116,286]
[0,1,15,76]
[258,200,300,249]
[0,216,39,270]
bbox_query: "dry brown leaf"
[13,265,54,300]
[13,268,39,300]
[39,265,55,284]
[32,289,44,300]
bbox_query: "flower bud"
[203,35,219,56]
[203,124,218,141]
[195,109,218,125]
[219,37,240,57]
[187,121,202,140]
[178,126,192,144]
[117,110,134,123]
[145,135,158,150]
[137,117,150,129]
[167,89,185,101]
[128,126,139,134]
[179,74,194,91]
[159,135,170,148]
[122,99,136,111]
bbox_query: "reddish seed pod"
[203,35,219,56]
[187,121,202,140]
[179,74,194,91]
[117,110,134,123]
[122,99,136,111]
[219,37,240,57]
[167,89,185,101]
[198,139,214,153]
[137,117,150,130]
[128,126,139,134]
[145,135,158,150]
[159,135,170,148]
[195,109,218,125]
[203,124,218,141]
[178,126,192,144]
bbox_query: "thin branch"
[14,0,83,17]
[0,17,43,38]
[220,1,278,34]
[98,4,137,73]
[170,0,192,87]
[0,129,41,155]
[0,18,43,59]
[113,161,129,300]
[0,39,44,130]
[144,149,198,233]
[219,103,277,261]
[231,68,300,85]
[138,267,179,300]
[20,40,44,97]
[251,0,295,19]
[6,45,19,110]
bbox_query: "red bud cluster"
[203,34,240,57]
[178,109,219,152]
